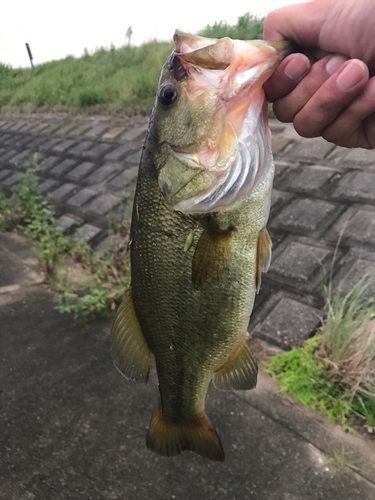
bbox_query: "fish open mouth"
[169,32,292,214]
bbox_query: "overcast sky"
[0,0,305,68]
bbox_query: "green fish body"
[111,31,291,461]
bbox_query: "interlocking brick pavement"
[1,111,375,349]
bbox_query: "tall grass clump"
[319,279,375,404]
[267,277,375,431]
[199,13,264,40]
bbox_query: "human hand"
[264,0,375,149]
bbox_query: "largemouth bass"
[111,31,292,461]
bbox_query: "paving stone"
[55,123,78,135]
[0,148,6,158]
[38,156,60,172]
[122,123,149,141]
[83,124,110,138]
[85,143,113,160]
[333,171,375,204]
[0,169,11,180]
[40,123,64,135]
[31,122,49,133]
[253,295,321,348]
[272,137,293,155]
[0,121,9,129]
[341,148,375,165]
[85,164,119,184]
[9,150,32,167]
[67,187,98,207]
[3,134,22,147]
[53,214,78,234]
[289,138,336,161]
[102,127,125,140]
[0,132,12,142]
[15,135,36,149]
[75,223,102,243]
[68,123,94,136]
[108,166,138,191]
[3,173,19,187]
[39,138,63,151]
[50,159,78,177]
[105,145,132,162]
[331,208,375,246]
[0,150,18,163]
[20,121,44,133]
[38,179,59,195]
[50,183,77,203]
[7,121,28,132]
[270,198,342,236]
[269,241,332,290]
[67,162,96,181]
[26,136,48,150]
[52,139,77,154]
[84,193,122,215]
[282,165,340,195]
[125,149,142,165]
[271,189,293,211]
[68,140,96,157]
[333,258,375,296]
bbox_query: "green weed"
[0,167,131,321]
[266,278,375,431]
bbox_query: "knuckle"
[273,100,295,123]
[293,115,320,138]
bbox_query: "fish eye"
[159,85,178,106]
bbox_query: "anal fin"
[255,227,272,293]
[213,336,258,391]
[146,398,224,462]
[111,287,153,384]
[192,220,233,289]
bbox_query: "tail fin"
[146,399,225,462]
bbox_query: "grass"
[329,444,360,471]
[0,13,263,111]
[0,41,173,110]
[0,163,131,320]
[266,279,375,432]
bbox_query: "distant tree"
[126,26,133,46]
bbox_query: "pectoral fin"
[213,336,258,391]
[192,222,233,289]
[255,228,272,293]
[111,287,153,384]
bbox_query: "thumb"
[263,2,321,47]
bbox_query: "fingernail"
[325,54,347,75]
[364,78,375,98]
[284,55,310,80]
[336,60,368,91]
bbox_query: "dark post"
[25,43,34,68]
